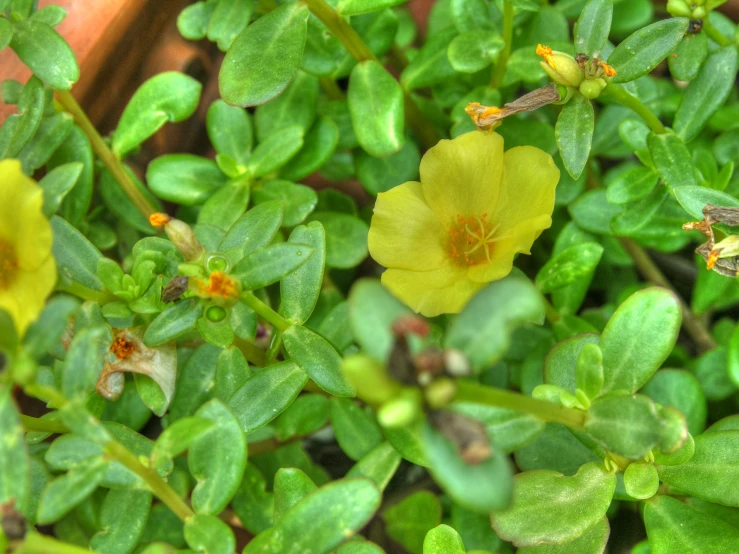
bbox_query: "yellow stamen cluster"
[448,214,508,266]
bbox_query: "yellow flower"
[0,159,56,336]
[368,131,559,317]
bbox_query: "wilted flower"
[0,160,56,336]
[368,131,559,317]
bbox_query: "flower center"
[448,214,509,266]
[196,270,239,299]
[0,240,18,290]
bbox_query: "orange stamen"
[110,336,136,360]
[536,44,554,65]
[197,271,238,299]
[707,250,720,270]
[149,213,172,227]
[597,60,617,77]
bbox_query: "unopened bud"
[666,0,692,16]
[153,215,204,262]
[579,78,607,100]
[342,354,400,405]
[424,377,456,409]
[377,389,422,428]
[537,44,584,87]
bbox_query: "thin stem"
[21,414,68,434]
[56,91,156,220]
[103,440,194,522]
[490,0,513,89]
[703,20,733,48]
[604,83,666,135]
[233,336,267,367]
[57,280,115,304]
[454,381,587,429]
[266,328,284,365]
[319,77,345,100]
[541,294,561,324]
[619,238,718,353]
[240,291,291,332]
[15,532,96,554]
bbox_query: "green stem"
[103,440,194,522]
[319,77,345,100]
[703,20,733,48]
[56,91,156,220]
[303,0,440,148]
[604,83,666,134]
[20,414,68,434]
[454,381,587,429]
[266,328,284,365]
[541,294,561,324]
[490,0,513,89]
[57,280,115,304]
[16,532,97,554]
[233,336,267,367]
[619,238,718,353]
[240,291,291,332]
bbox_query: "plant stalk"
[454,381,587,429]
[56,91,156,220]
[619,238,718,352]
[490,0,514,89]
[20,414,68,434]
[604,84,666,134]
[240,291,291,332]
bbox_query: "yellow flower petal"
[381,265,484,317]
[492,145,559,233]
[0,256,56,336]
[368,181,448,272]
[467,214,552,283]
[419,131,504,226]
[0,159,53,271]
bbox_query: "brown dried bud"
[1,500,26,541]
[465,84,561,131]
[428,410,493,465]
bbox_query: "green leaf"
[232,464,274,534]
[348,60,404,157]
[152,416,214,470]
[516,517,610,554]
[62,326,109,399]
[100,165,162,234]
[355,140,420,196]
[608,18,689,83]
[584,393,662,458]
[228,361,308,433]
[37,456,107,524]
[423,422,512,514]
[198,180,250,231]
[308,211,369,269]
[668,31,707,82]
[642,369,706,435]
[574,0,612,56]
[232,242,314,290]
[515,423,603,475]
[657,431,739,507]
[283,325,354,396]
[555,92,594,180]
[255,70,318,142]
[0,76,44,159]
[0,386,29,516]
[623,461,659,499]
[273,394,329,441]
[51,215,105,293]
[401,27,458,90]
[337,0,407,16]
[648,132,697,192]
[569,189,621,235]
[252,180,317,227]
[451,402,545,454]
[606,165,659,204]
[610,186,669,236]
[219,200,284,255]
[274,468,317,523]
[674,185,739,221]
[445,275,545,372]
[644,495,739,553]
[329,397,384,461]
[220,3,309,107]
[38,162,82,217]
[674,46,739,143]
[113,72,202,157]
[280,222,326,325]
[17,111,73,174]
[491,462,615,548]
[243,478,381,554]
[347,441,401,490]
[143,298,204,347]
[147,154,227,206]
[383,491,441,554]
[423,525,465,554]
[279,115,339,181]
[536,242,603,294]
[90,489,152,554]
[214,346,251,403]
[177,1,217,40]
[447,30,503,73]
[207,0,253,51]
[10,19,79,90]
[45,125,92,225]
[575,342,604,401]
[599,287,681,394]
[0,17,12,49]
[189,399,247,515]
[247,125,305,177]
[184,513,236,554]
[206,99,253,167]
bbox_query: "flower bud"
[150,213,204,262]
[579,78,607,100]
[666,0,692,17]
[536,44,584,87]
[377,389,422,428]
[341,354,400,405]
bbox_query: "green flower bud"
[579,78,607,100]
[666,0,692,17]
[377,390,422,428]
[341,354,400,405]
[537,44,584,87]
[150,213,204,262]
[692,6,706,18]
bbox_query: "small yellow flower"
[368,131,559,317]
[0,159,57,336]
